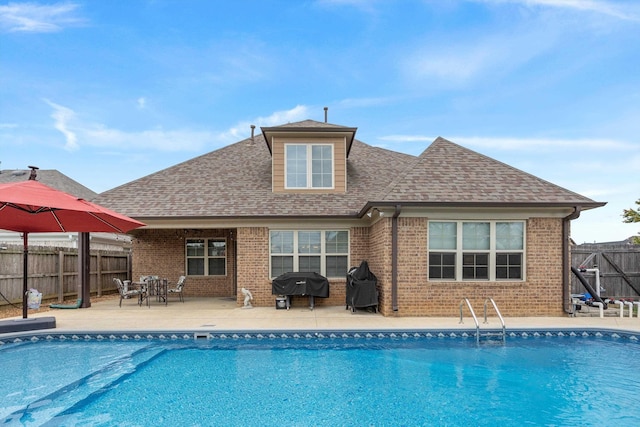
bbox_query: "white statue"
[241,287,253,309]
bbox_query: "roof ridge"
[267,119,352,129]
[377,139,436,199]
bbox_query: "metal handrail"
[483,298,506,343]
[459,297,480,345]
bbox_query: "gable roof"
[373,137,603,208]
[0,169,97,200]
[92,122,604,221]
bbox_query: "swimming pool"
[1,329,639,426]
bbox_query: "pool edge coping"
[2,326,640,344]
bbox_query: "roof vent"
[250,125,255,143]
[324,107,328,123]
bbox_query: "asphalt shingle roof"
[380,137,600,205]
[92,122,603,220]
[0,169,97,200]
[93,134,414,218]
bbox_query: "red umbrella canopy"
[0,180,145,233]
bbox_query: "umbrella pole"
[22,232,28,319]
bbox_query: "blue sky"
[1,0,639,244]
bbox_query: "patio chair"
[114,278,145,307]
[167,275,186,302]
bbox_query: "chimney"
[324,107,328,123]
[28,165,39,180]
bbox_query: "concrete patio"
[3,295,640,334]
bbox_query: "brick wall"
[388,217,565,317]
[132,228,236,298]
[368,218,392,315]
[235,226,371,308]
[394,217,428,316]
[132,217,566,316]
[236,227,270,306]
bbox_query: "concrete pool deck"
[4,296,640,334]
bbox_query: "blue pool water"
[1,330,639,426]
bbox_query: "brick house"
[93,118,604,316]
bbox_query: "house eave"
[261,126,357,156]
[127,200,606,229]
[358,201,607,218]
[131,214,364,230]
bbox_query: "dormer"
[262,120,357,194]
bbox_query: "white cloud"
[254,105,310,126]
[136,97,146,110]
[378,135,638,151]
[447,136,638,151]
[315,0,380,14]
[336,97,395,108]
[222,105,311,141]
[44,100,217,152]
[478,0,640,22]
[44,99,79,151]
[83,126,217,152]
[41,103,312,154]
[0,2,85,33]
[403,0,639,86]
[405,47,492,84]
[379,135,433,143]
[400,25,559,87]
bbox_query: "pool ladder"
[459,298,506,345]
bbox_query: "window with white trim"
[428,221,524,281]
[285,144,333,189]
[186,238,227,276]
[270,230,348,278]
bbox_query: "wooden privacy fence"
[571,244,640,298]
[0,245,131,306]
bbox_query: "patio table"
[155,278,168,305]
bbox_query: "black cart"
[346,261,378,313]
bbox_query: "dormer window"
[262,120,356,194]
[285,144,333,189]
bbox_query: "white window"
[186,238,227,276]
[270,230,348,278]
[285,144,333,189]
[428,221,524,281]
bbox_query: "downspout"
[392,204,402,311]
[563,206,581,314]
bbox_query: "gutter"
[358,200,605,215]
[562,207,581,314]
[392,204,401,311]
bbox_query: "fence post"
[96,251,102,297]
[58,250,64,302]
[128,251,133,281]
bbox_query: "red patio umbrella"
[0,178,145,318]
